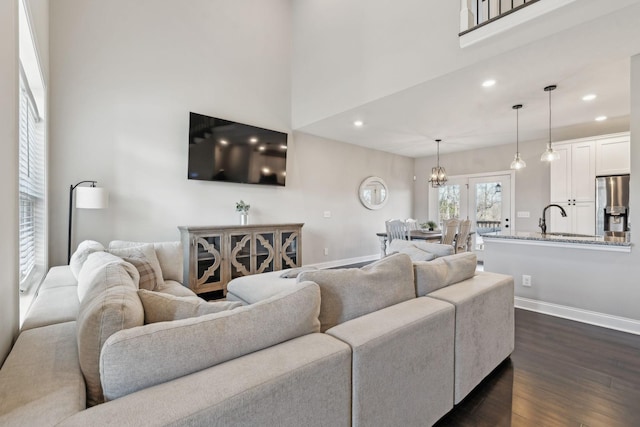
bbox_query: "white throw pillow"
[137,289,242,323]
[109,244,165,289]
[69,240,105,279]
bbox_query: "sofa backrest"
[298,253,415,332]
[413,252,478,296]
[99,281,321,401]
[76,254,144,406]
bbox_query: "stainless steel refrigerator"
[595,174,630,237]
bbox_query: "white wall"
[291,0,640,128]
[49,0,414,267]
[0,0,19,365]
[479,56,640,326]
[414,138,551,232]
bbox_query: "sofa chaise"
[0,240,514,427]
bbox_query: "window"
[18,71,45,290]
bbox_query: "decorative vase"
[240,213,248,225]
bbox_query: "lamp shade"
[75,186,109,209]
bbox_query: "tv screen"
[188,112,287,186]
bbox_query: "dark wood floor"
[435,309,640,427]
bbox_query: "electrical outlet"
[323,211,331,218]
[522,275,532,287]
[324,248,329,256]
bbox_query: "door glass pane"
[438,185,460,227]
[475,182,503,250]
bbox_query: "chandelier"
[429,139,448,187]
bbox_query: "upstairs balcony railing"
[460,0,539,35]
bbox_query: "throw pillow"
[297,252,415,332]
[137,289,242,323]
[100,281,321,401]
[109,244,165,289]
[109,240,183,282]
[69,240,105,279]
[413,252,478,296]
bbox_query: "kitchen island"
[481,231,638,335]
[482,231,631,253]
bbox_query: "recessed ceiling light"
[595,116,607,122]
[354,120,364,127]
[220,139,228,145]
[249,137,258,143]
[582,94,597,101]
[482,79,496,88]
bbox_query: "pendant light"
[429,139,448,187]
[510,104,526,170]
[540,84,560,162]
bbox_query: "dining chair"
[455,219,472,253]
[405,218,418,239]
[441,219,460,246]
[385,219,409,243]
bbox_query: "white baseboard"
[308,254,379,270]
[515,297,640,336]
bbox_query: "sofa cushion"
[21,286,79,331]
[156,279,197,297]
[39,265,77,290]
[414,252,477,296]
[0,322,85,426]
[137,289,242,323]
[77,261,144,406]
[109,240,183,283]
[412,241,455,257]
[109,244,165,289]
[100,281,321,401]
[69,240,104,279]
[227,270,297,305]
[298,253,415,332]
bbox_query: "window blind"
[18,72,44,288]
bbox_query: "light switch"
[517,211,530,218]
[323,211,331,218]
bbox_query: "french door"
[429,172,514,260]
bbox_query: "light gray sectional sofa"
[0,240,514,427]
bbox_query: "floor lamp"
[68,180,109,263]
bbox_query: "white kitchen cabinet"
[549,139,595,234]
[595,133,630,175]
[549,202,595,236]
[550,139,595,204]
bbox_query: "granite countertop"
[481,231,632,247]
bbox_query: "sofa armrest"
[0,322,85,426]
[326,297,455,427]
[59,334,351,427]
[427,271,514,403]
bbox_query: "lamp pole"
[67,180,97,263]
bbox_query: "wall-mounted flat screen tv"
[188,112,288,186]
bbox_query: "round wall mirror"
[359,176,389,210]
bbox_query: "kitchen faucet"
[539,204,567,235]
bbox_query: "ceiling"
[295,3,640,159]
